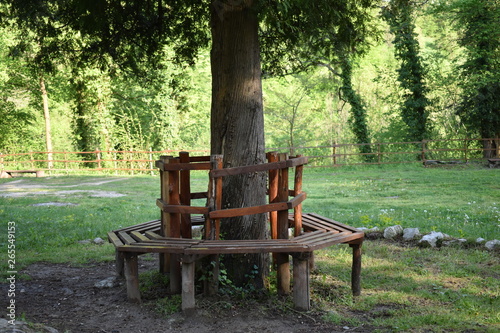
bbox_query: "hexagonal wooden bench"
[108,152,364,313]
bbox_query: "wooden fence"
[0,138,497,174]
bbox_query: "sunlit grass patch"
[313,240,500,332]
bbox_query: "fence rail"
[0,138,497,174]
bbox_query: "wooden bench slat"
[156,160,212,171]
[117,244,190,253]
[112,219,160,233]
[209,156,308,178]
[107,231,124,247]
[118,231,138,245]
[291,230,328,242]
[156,199,210,215]
[305,232,364,251]
[129,231,150,242]
[307,213,361,232]
[302,213,356,233]
[185,243,309,254]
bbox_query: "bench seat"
[108,153,364,313]
[109,214,364,255]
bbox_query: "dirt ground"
[1,261,372,333]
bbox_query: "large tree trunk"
[210,0,268,288]
[40,76,53,169]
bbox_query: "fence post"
[113,152,118,175]
[96,149,101,170]
[149,147,154,176]
[421,140,426,163]
[30,151,34,169]
[464,137,468,163]
[377,143,381,165]
[332,142,337,166]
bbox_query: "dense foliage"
[0,0,498,158]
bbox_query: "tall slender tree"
[382,0,430,143]
[447,0,500,158]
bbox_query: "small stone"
[93,237,105,245]
[78,239,91,244]
[485,239,500,251]
[94,276,119,288]
[419,231,444,248]
[383,225,404,239]
[476,237,486,243]
[403,228,420,240]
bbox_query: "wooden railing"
[0,138,497,174]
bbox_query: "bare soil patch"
[0,262,372,333]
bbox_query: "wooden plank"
[301,214,349,232]
[156,199,209,215]
[293,157,304,237]
[209,202,288,219]
[118,231,137,245]
[267,151,279,240]
[305,213,360,233]
[305,232,364,251]
[181,261,196,314]
[129,231,149,242]
[124,253,141,303]
[277,153,290,296]
[188,155,211,162]
[185,243,309,255]
[118,244,190,254]
[287,192,307,209]
[293,253,310,311]
[209,156,308,178]
[179,151,192,239]
[144,231,164,240]
[107,232,124,247]
[157,161,212,171]
[291,230,328,242]
[112,219,160,233]
[350,243,362,296]
[168,158,181,239]
[159,155,172,274]
[191,192,208,199]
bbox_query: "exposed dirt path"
[0,262,369,333]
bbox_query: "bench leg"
[170,254,182,294]
[350,243,362,296]
[115,250,124,277]
[182,261,196,315]
[276,253,290,295]
[124,252,141,303]
[293,252,311,311]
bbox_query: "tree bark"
[40,76,53,169]
[210,0,268,288]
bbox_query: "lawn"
[0,164,498,332]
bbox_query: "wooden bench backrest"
[156,152,308,241]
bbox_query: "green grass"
[0,165,499,331]
[313,241,500,332]
[303,164,500,239]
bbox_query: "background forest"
[0,0,498,160]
